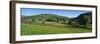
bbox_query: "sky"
[21,8,91,18]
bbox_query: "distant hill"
[31,14,69,19]
[68,12,92,28]
[76,12,92,20]
[21,14,69,24]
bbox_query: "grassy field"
[21,22,92,36]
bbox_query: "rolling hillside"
[21,12,92,35]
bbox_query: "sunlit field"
[21,22,92,35]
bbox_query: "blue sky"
[21,8,91,18]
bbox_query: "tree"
[78,15,90,28]
[32,17,35,22]
[46,18,56,22]
[56,17,60,23]
[42,18,47,24]
[62,18,66,24]
[83,16,90,28]
[67,19,72,25]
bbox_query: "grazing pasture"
[21,22,92,35]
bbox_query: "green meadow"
[21,22,92,35]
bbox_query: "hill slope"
[21,14,69,24]
[68,12,92,28]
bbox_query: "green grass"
[21,22,92,36]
